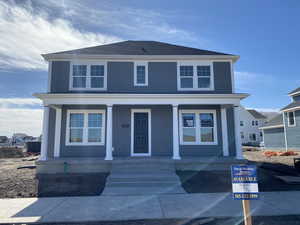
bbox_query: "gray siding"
[293,96,300,102]
[50,61,232,94]
[285,110,300,149]
[46,104,236,158]
[263,128,285,149]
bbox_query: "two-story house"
[261,87,300,151]
[239,107,267,146]
[34,41,248,176]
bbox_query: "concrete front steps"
[102,159,186,196]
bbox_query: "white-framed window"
[255,121,258,126]
[134,62,148,86]
[240,121,244,126]
[252,121,255,126]
[241,132,244,139]
[70,62,107,90]
[177,61,214,90]
[179,110,218,145]
[249,133,256,141]
[66,110,105,146]
[287,111,296,127]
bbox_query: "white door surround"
[131,109,151,157]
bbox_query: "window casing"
[66,110,105,146]
[287,111,296,127]
[179,110,218,145]
[70,62,107,90]
[240,121,244,126]
[134,62,148,86]
[177,61,214,91]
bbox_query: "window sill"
[65,143,105,146]
[178,88,214,91]
[180,142,218,146]
[69,88,107,91]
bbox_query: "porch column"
[172,104,181,160]
[221,106,229,156]
[234,105,243,159]
[40,106,49,161]
[105,104,113,160]
[53,107,62,158]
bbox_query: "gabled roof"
[288,87,300,96]
[246,109,267,119]
[43,40,236,57]
[260,114,283,129]
[281,101,300,112]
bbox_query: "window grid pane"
[73,65,87,76]
[197,66,210,77]
[183,128,196,142]
[199,113,214,143]
[289,112,295,125]
[180,66,193,77]
[182,113,195,127]
[136,66,146,84]
[91,77,104,88]
[88,113,102,128]
[88,128,102,142]
[70,128,83,142]
[198,77,210,88]
[91,65,104,77]
[70,113,84,127]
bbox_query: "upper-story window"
[287,111,296,127]
[70,62,106,90]
[134,62,148,86]
[178,62,214,90]
[240,121,244,126]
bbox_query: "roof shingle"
[47,40,235,56]
[246,109,267,119]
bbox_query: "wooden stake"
[242,200,252,225]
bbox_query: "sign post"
[231,165,259,225]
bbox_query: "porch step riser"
[102,187,185,196]
[106,182,182,188]
[108,177,180,182]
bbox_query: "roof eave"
[41,53,240,62]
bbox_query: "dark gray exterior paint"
[263,128,285,149]
[293,96,300,102]
[46,104,237,158]
[50,61,232,94]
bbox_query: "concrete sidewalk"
[1,191,300,224]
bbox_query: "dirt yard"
[0,157,38,198]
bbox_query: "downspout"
[282,112,288,152]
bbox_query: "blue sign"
[231,165,259,200]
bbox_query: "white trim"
[172,105,180,160]
[134,61,148,86]
[177,61,214,91]
[105,105,113,160]
[179,109,218,145]
[281,106,300,112]
[65,109,106,146]
[40,106,49,161]
[47,61,52,92]
[131,109,151,156]
[221,107,229,156]
[69,61,107,91]
[54,108,62,157]
[259,124,284,130]
[42,54,240,62]
[287,111,296,127]
[283,112,288,152]
[288,91,300,97]
[34,93,248,106]
[234,106,243,159]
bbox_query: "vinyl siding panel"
[263,128,285,149]
[285,110,300,149]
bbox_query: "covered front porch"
[34,93,247,162]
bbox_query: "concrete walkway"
[1,191,300,224]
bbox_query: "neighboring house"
[0,136,8,143]
[34,40,248,174]
[261,87,300,150]
[239,107,267,146]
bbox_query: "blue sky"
[0,0,299,136]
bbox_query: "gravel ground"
[0,157,38,198]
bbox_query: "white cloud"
[0,98,43,137]
[0,1,121,70]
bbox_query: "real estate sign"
[231,165,259,200]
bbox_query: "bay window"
[71,62,106,90]
[66,110,105,145]
[179,110,217,145]
[178,62,214,90]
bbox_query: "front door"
[132,110,150,156]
